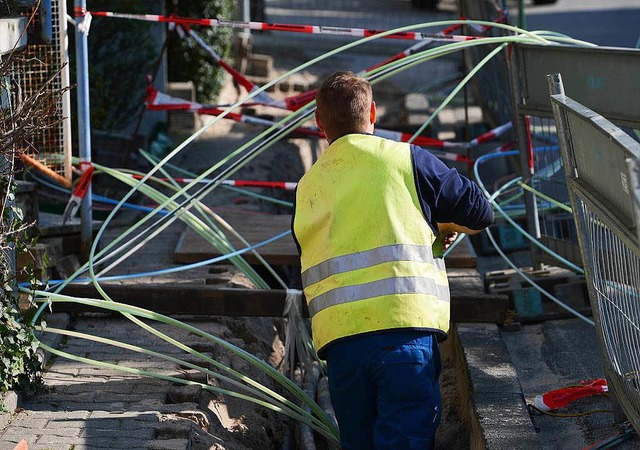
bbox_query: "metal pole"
[59,0,72,182]
[74,0,92,259]
[518,0,527,30]
[508,45,541,268]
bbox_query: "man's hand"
[441,231,459,253]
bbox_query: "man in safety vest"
[292,72,493,449]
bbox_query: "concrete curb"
[452,323,542,450]
[0,392,18,431]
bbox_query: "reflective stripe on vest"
[308,272,450,318]
[302,243,436,287]
[302,243,450,317]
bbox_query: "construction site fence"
[551,77,640,433]
[509,43,640,269]
[456,0,640,270]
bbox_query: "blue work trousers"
[325,330,442,450]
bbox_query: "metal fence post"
[74,0,92,258]
[58,0,72,181]
[509,48,542,268]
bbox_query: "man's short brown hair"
[316,72,372,140]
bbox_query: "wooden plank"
[174,209,477,268]
[59,284,508,323]
[60,285,299,317]
[174,210,298,266]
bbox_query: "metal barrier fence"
[12,0,71,181]
[551,73,640,432]
[509,43,640,268]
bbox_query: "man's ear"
[315,110,324,132]
[370,101,377,125]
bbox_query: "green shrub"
[167,0,236,103]
[86,1,157,131]
[67,0,157,132]
[0,179,42,395]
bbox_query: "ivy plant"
[0,177,43,397]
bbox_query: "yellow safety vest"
[293,134,450,354]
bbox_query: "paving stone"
[80,418,124,429]
[88,410,159,421]
[45,361,81,372]
[132,382,170,396]
[64,401,133,411]
[93,392,144,403]
[20,410,91,421]
[147,438,190,450]
[38,391,97,403]
[45,419,87,429]
[122,418,163,430]
[56,382,130,395]
[1,431,41,445]
[155,421,192,439]
[46,446,111,450]
[157,402,201,412]
[36,434,108,446]
[117,360,180,370]
[33,446,92,450]
[77,367,140,378]
[80,426,155,439]
[60,344,97,354]
[9,418,48,429]
[35,426,82,438]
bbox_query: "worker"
[291,71,493,449]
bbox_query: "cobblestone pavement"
[1,317,219,450]
[1,311,283,450]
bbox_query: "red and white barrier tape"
[172,17,501,112]
[91,11,481,42]
[469,121,513,148]
[130,174,298,191]
[63,164,94,224]
[145,87,470,152]
[179,25,286,109]
[534,378,608,412]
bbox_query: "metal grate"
[576,195,640,428]
[12,0,70,179]
[552,85,640,433]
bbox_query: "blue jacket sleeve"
[410,144,494,235]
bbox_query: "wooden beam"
[60,285,295,317]
[58,284,508,323]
